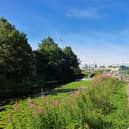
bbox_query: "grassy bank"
[0,80,90,128]
[0,76,129,129]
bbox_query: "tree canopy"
[0,18,34,97]
[35,37,81,83]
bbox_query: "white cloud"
[66,8,99,19]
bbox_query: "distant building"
[81,63,98,70]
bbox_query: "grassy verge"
[1,76,129,129]
[104,79,129,128]
[0,80,90,128]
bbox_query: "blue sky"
[0,0,129,65]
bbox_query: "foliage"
[0,18,34,98]
[0,80,90,128]
[37,37,65,82]
[34,37,81,84]
[33,51,47,85]
[63,46,80,70]
[63,46,81,80]
[1,76,129,129]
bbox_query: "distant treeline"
[0,18,82,98]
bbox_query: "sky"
[0,0,129,65]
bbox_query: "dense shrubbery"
[6,76,129,129]
[0,18,81,98]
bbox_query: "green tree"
[0,18,34,97]
[36,37,81,84]
[38,37,65,82]
[39,37,64,65]
[63,46,81,76]
[33,50,48,85]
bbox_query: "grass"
[103,81,129,128]
[0,80,90,129]
[58,80,90,89]
[0,76,129,129]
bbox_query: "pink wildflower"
[100,73,111,78]
[53,100,58,107]
[71,91,79,98]
[29,101,36,108]
[38,106,44,113]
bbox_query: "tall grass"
[6,75,129,129]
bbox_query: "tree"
[39,37,64,65]
[0,18,34,97]
[38,37,65,82]
[33,50,48,85]
[63,46,81,76]
[36,38,81,83]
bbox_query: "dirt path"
[126,83,129,106]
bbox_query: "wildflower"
[71,91,79,98]
[38,106,44,113]
[100,73,111,78]
[53,100,58,107]
[29,101,36,108]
